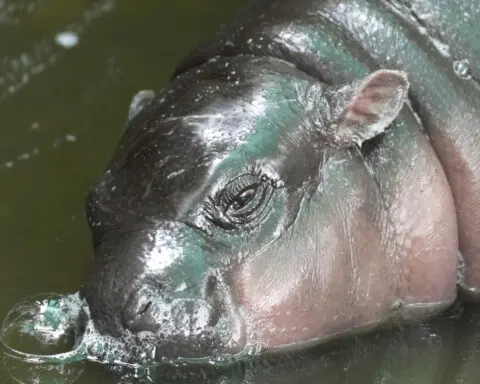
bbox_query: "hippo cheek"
[232,227,341,350]
[232,221,374,350]
[231,153,396,351]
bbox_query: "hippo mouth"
[0,291,249,368]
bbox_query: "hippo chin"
[68,0,480,363]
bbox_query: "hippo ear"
[330,70,409,147]
[127,89,155,121]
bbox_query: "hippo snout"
[121,285,229,336]
[80,224,246,361]
[123,295,212,333]
[121,295,238,359]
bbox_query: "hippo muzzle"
[80,223,246,360]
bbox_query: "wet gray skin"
[77,0,480,363]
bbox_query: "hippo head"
[80,56,408,363]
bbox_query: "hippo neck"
[171,0,430,85]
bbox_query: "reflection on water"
[0,0,480,383]
[5,300,480,384]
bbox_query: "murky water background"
[1,1,480,383]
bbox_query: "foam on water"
[0,292,87,363]
[0,291,251,376]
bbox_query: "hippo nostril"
[122,289,158,331]
[205,275,218,299]
[136,300,152,317]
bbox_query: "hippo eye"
[230,185,258,211]
[213,174,273,227]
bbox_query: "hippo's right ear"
[327,70,409,148]
[127,89,155,121]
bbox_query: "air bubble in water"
[0,293,83,356]
[0,293,87,384]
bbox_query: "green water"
[1,1,480,383]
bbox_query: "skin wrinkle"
[368,113,456,300]
[337,186,356,303]
[351,147,383,305]
[430,128,480,291]
[311,197,323,290]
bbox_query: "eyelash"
[245,164,263,179]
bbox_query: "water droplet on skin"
[453,59,472,79]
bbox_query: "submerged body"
[75,0,480,362]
